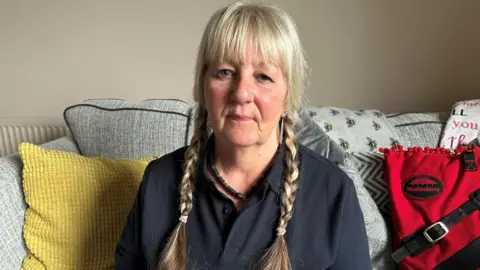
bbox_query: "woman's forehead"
[210,46,283,69]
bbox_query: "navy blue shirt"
[115,140,372,269]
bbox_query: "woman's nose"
[230,75,254,104]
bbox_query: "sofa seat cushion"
[19,142,153,269]
[64,99,193,159]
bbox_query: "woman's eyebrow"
[212,60,279,73]
[255,62,280,73]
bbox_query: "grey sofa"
[0,99,448,270]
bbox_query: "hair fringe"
[256,115,299,270]
[157,107,208,270]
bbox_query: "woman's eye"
[217,69,233,77]
[257,74,273,82]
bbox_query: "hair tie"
[276,227,286,236]
[179,215,188,223]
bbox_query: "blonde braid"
[256,115,300,270]
[157,107,208,270]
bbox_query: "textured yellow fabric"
[19,143,154,269]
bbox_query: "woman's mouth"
[229,115,253,121]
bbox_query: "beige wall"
[1,0,479,126]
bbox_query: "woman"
[115,1,372,269]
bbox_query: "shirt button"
[222,206,232,215]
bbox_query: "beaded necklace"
[208,144,281,200]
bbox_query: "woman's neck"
[213,135,280,193]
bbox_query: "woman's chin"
[223,131,257,147]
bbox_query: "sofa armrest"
[0,136,80,269]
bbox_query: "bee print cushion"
[304,106,402,152]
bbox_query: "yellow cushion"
[19,143,154,269]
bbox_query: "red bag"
[381,146,480,270]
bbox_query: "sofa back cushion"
[304,106,402,152]
[386,112,448,147]
[64,99,193,159]
[19,142,152,269]
[296,108,345,163]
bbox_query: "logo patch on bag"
[403,175,443,200]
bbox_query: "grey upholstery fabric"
[64,99,193,159]
[296,108,345,163]
[386,112,448,147]
[0,154,26,270]
[184,103,201,144]
[338,155,395,270]
[0,136,80,270]
[467,136,480,146]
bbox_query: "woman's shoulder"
[297,143,342,167]
[297,143,352,193]
[147,146,188,170]
[141,146,189,190]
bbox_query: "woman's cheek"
[205,81,229,116]
[256,86,287,121]
[257,87,284,108]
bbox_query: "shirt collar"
[196,135,285,196]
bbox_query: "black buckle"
[462,150,477,171]
[423,222,449,243]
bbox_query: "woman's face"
[204,49,287,147]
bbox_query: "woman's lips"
[229,115,253,121]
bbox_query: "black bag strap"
[391,188,480,264]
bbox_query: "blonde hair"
[158,1,307,269]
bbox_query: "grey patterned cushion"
[386,112,448,147]
[64,99,194,159]
[295,108,345,163]
[351,152,390,219]
[0,136,79,270]
[338,155,395,270]
[305,106,402,152]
